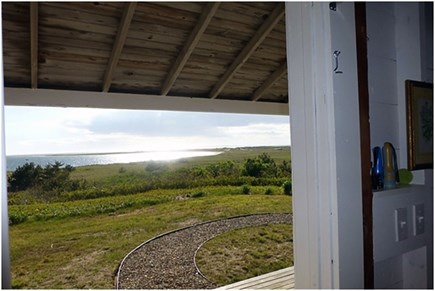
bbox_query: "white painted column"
[329,3,365,288]
[285,2,364,288]
[0,2,11,289]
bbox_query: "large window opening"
[5,106,292,289]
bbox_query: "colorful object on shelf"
[383,142,400,190]
[398,168,413,185]
[372,146,384,190]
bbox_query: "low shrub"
[9,211,29,225]
[265,188,274,195]
[282,181,292,195]
[242,184,251,195]
[191,191,205,198]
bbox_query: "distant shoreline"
[7,146,290,158]
[6,146,290,172]
[7,149,220,158]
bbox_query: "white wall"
[373,186,433,288]
[367,2,433,288]
[367,3,400,157]
[420,2,434,83]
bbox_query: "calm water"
[6,150,222,171]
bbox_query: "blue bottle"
[372,146,384,190]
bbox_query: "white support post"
[286,3,335,287]
[0,2,12,288]
[285,2,364,288]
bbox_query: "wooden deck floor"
[216,267,295,289]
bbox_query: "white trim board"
[4,88,289,116]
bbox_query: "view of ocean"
[6,150,222,171]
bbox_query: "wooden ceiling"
[2,2,288,104]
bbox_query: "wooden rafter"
[3,2,289,104]
[30,2,38,89]
[161,2,220,96]
[252,62,287,101]
[102,2,137,92]
[209,3,285,99]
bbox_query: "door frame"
[285,2,364,288]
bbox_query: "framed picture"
[406,80,433,170]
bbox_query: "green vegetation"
[68,146,291,181]
[10,191,291,289]
[8,149,291,206]
[8,186,286,225]
[196,224,293,286]
[8,162,79,201]
[282,180,292,195]
[7,146,292,289]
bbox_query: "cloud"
[216,123,291,147]
[5,106,290,155]
[85,110,288,137]
[218,123,290,136]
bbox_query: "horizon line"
[7,145,291,157]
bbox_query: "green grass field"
[8,146,292,289]
[196,224,293,285]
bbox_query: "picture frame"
[406,80,433,170]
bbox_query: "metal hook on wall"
[333,50,343,74]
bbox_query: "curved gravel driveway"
[116,213,292,289]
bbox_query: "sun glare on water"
[108,150,222,163]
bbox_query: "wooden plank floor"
[216,267,295,289]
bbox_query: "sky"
[4,106,291,155]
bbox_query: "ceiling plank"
[209,2,284,99]
[30,2,38,89]
[252,62,287,101]
[102,2,137,92]
[161,2,220,96]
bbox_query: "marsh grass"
[195,224,293,286]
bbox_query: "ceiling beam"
[252,62,287,102]
[102,2,137,92]
[209,3,285,99]
[30,2,38,89]
[161,2,220,96]
[5,88,289,116]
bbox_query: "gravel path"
[116,213,292,289]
